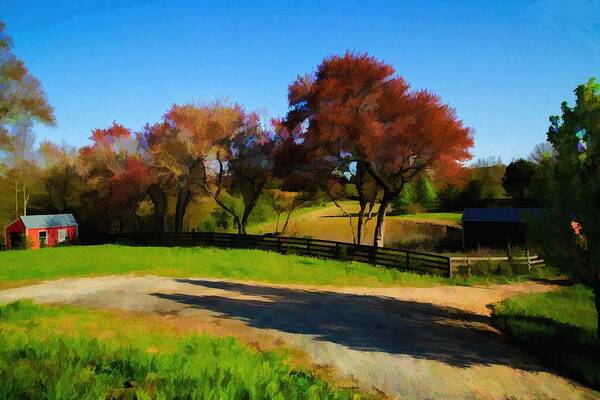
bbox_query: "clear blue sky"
[2,0,599,162]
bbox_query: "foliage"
[468,158,506,199]
[491,286,599,388]
[0,301,369,399]
[528,142,557,164]
[286,52,473,246]
[414,175,437,210]
[0,21,55,128]
[391,182,415,214]
[468,260,522,277]
[140,102,245,233]
[438,179,484,210]
[527,78,600,341]
[502,158,536,199]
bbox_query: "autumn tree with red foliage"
[81,122,153,232]
[287,53,473,246]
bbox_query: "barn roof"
[462,208,542,223]
[20,214,78,229]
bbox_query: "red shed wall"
[26,225,77,249]
[5,219,26,250]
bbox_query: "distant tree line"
[0,23,474,248]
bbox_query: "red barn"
[4,214,78,250]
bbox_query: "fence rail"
[107,231,453,277]
[449,254,544,276]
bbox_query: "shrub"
[493,260,512,276]
[470,260,493,276]
[391,183,415,214]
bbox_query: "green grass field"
[0,300,371,399]
[392,212,462,224]
[0,244,556,290]
[0,244,457,290]
[491,285,599,388]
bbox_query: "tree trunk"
[240,188,263,235]
[357,204,366,245]
[22,184,28,216]
[373,194,391,247]
[148,185,168,232]
[14,181,18,217]
[281,209,294,234]
[174,189,192,232]
[132,208,142,232]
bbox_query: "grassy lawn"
[0,300,372,399]
[0,244,459,289]
[391,212,462,224]
[0,245,559,291]
[249,202,459,245]
[491,285,599,388]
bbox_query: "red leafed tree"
[81,122,152,232]
[288,52,473,246]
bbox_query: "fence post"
[448,257,453,278]
[277,237,282,254]
[307,239,311,256]
[526,247,531,271]
[192,229,196,247]
[335,243,340,260]
[406,252,410,271]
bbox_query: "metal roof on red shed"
[19,214,78,229]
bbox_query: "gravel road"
[0,276,597,400]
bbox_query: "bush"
[469,260,516,277]
[470,260,493,276]
[494,260,513,276]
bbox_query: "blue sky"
[2,0,599,162]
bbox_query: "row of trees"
[1,25,475,247]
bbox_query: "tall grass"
[491,285,599,388]
[0,301,370,399]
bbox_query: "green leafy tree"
[529,78,600,342]
[415,175,437,210]
[391,182,415,214]
[470,157,506,199]
[502,158,535,199]
[458,179,483,208]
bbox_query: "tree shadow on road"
[152,279,545,371]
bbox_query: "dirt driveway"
[0,276,597,400]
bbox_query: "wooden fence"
[108,231,453,277]
[450,254,544,276]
